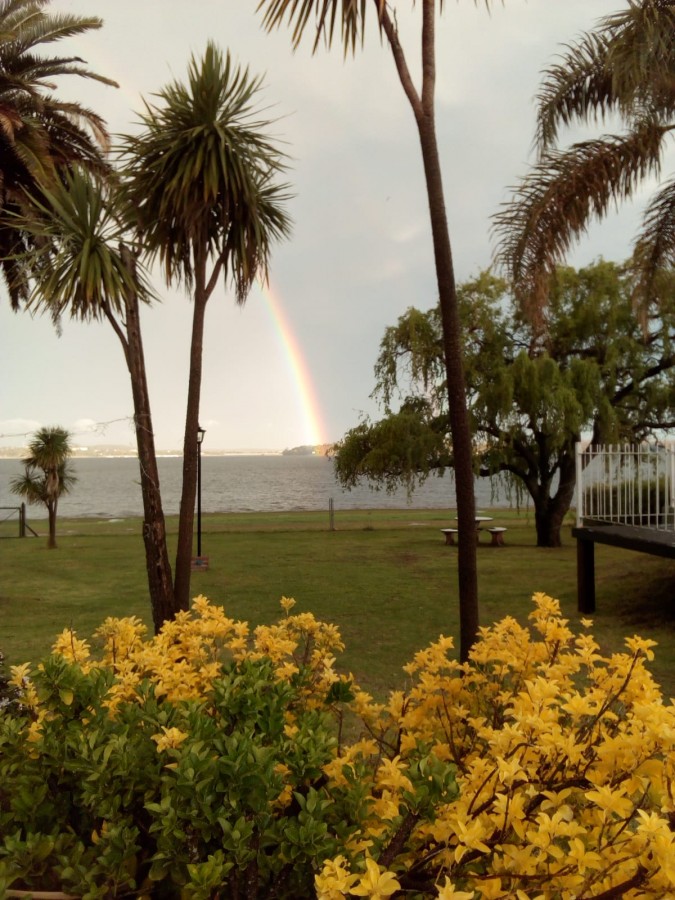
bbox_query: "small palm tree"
[0,0,116,307]
[494,0,675,316]
[120,42,292,611]
[11,426,77,548]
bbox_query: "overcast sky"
[0,0,663,452]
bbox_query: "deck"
[572,523,675,613]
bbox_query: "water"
[0,455,514,520]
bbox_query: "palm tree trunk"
[47,499,57,549]
[384,0,479,659]
[173,254,209,611]
[417,122,479,659]
[120,246,176,632]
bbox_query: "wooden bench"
[440,528,458,545]
[487,527,507,546]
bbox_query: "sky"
[1,0,666,452]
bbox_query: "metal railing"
[575,442,675,530]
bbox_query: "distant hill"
[0,445,333,459]
[282,444,333,457]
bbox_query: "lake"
[0,455,514,520]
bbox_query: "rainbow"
[256,280,328,447]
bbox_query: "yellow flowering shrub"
[317,592,675,898]
[2,592,675,899]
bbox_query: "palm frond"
[9,168,154,323]
[257,0,370,55]
[535,30,617,153]
[120,42,291,296]
[493,120,668,316]
[536,0,675,152]
[0,0,116,306]
[631,175,675,312]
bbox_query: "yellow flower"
[566,837,603,874]
[625,634,657,661]
[151,726,188,752]
[436,878,475,899]
[314,856,359,899]
[350,857,400,899]
[280,596,296,614]
[26,719,43,744]
[376,756,413,793]
[585,784,634,819]
[52,628,92,668]
[9,662,31,688]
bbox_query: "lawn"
[2,507,674,697]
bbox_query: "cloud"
[3,0,646,452]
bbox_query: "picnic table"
[442,516,508,546]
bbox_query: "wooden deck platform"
[572,523,675,613]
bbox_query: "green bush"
[2,594,675,898]
[0,650,17,712]
[0,598,457,898]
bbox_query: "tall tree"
[257,0,480,660]
[120,44,292,612]
[0,0,116,307]
[17,170,176,631]
[11,426,76,548]
[494,0,675,317]
[334,262,675,547]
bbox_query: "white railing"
[575,442,675,530]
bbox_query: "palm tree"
[493,0,675,317]
[11,426,76,548]
[256,0,480,659]
[16,169,177,631]
[120,43,292,612]
[0,0,116,308]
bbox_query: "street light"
[197,425,206,559]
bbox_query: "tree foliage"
[12,45,292,629]
[493,0,675,317]
[120,42,292,614]
[10,425,76,548]
[333,261,675,546]
[0,0,116,307]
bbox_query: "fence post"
[20,503,25,538]
[329,497,335,531]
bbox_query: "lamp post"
[197,425,206,558]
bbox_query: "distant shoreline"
[0,444,333,460]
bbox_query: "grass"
[1,507,674,697]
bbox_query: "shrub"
[1,594,674,898]
[0,649,18,712]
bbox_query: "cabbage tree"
[11,426,77,548]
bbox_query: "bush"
[1,594,675,898]
[0,649,18,712]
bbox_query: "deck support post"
[576,538,596,615]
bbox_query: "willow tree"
[120,44,292,612]
[334,262,675,547]
[494,0,675,316]
[256,0,479,658]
